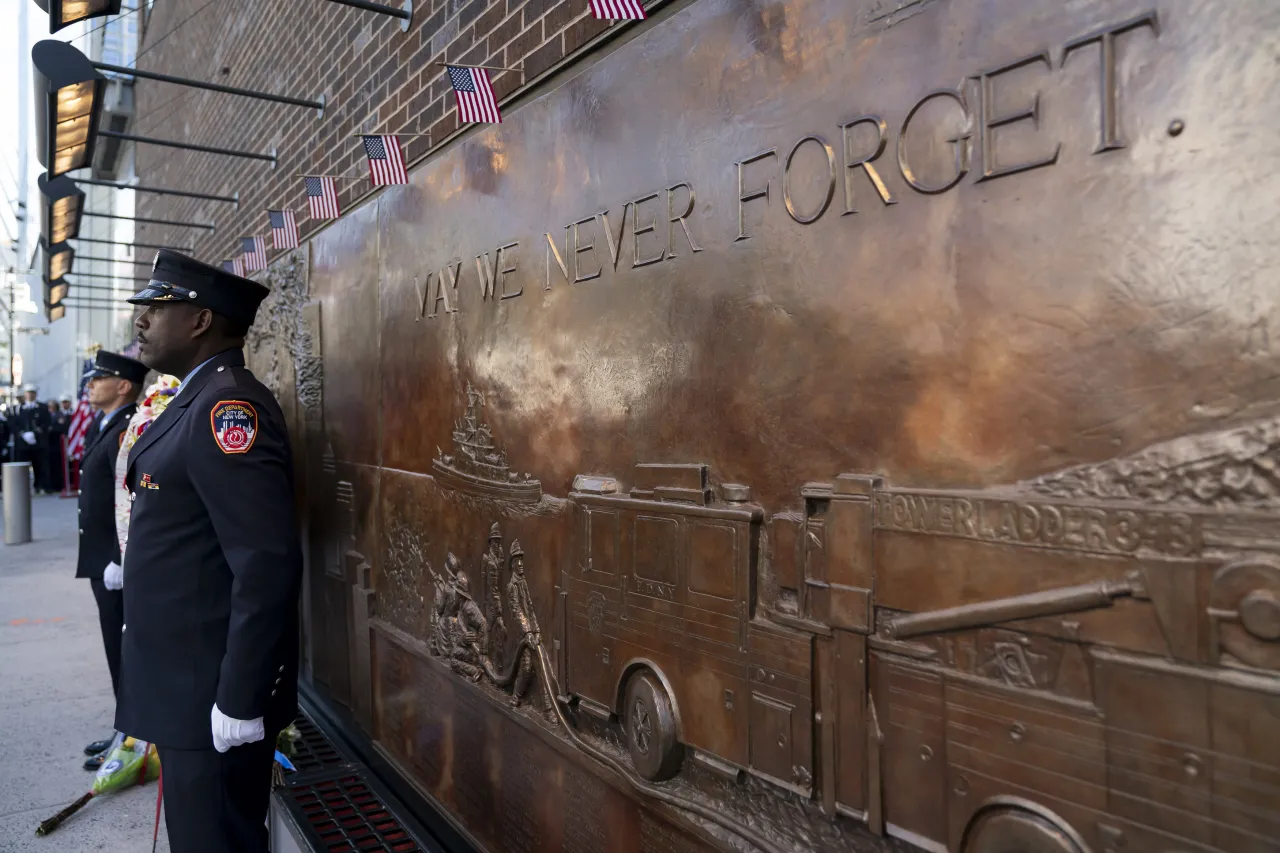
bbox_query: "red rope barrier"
[152,762,164,853]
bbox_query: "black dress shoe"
[84,734,116,756]
[83,752,107,772]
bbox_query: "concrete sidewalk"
[0,494,169,853]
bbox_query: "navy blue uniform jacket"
[116,349,302,749]
[76,403,136,579]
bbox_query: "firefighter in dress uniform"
[15,385,52,492]
[48,396,72,493]
[117,250,302,853]
[75,350,147,771]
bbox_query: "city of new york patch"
[210,400,258,454]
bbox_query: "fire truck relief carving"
[387,417,1280,853]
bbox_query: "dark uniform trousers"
[89,578,124,695]
[117,350,301,853]
[76,405,134,699]
[158,739,276,853]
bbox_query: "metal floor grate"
[290,713,351,774]
[284,771,425,853]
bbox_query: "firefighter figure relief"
[482,523,508,672]
[505,540,542,708]
[426,525,552,715]
[429,553,489,681]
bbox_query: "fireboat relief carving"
[432,384,543,504]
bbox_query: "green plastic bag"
[91,732,160,795]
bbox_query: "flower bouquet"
[115,375,179,556]
[35,733,161,835]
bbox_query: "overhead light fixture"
[33,0,124,35]
[45,279,69,305]
[32,40,106,177]
[42,239,75,282]
[47,302,67,323]
[39,172,86,244]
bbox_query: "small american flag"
[221,260,236,273]
[65,392,95,460]
[232,255,246,277]
[362,135,408,186]
[590,0,645,19]
[447,65,501,124]
[305,176,340,220]
[269,209,299,250]
[241,236,267,272]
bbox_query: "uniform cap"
[128,248,269,328]
[83,349,148,385]
[509,539,524,559]
[489,522,502,541]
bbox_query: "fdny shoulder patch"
[210,400,258,455]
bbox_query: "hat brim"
[82,368,111,381]
[127,286,173,305]
[127,279,194,305]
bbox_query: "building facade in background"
[18,9,139,401]
[131,2,1280,853]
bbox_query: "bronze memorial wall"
[245,1,1280,852]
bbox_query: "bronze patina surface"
[246,0,1280,851]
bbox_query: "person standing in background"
[47,399,68,494]
[75,351,148,770]
[15,386,52,493]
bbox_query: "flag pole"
[294,173,365,181]
[434,61,522,73]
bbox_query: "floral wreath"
[119,375,180,457]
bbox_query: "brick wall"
[132,0,639,264]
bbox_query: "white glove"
[103,562,123,590]
[21,431,35,445]
[211,703,265,754]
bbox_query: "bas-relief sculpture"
[264,0,1280,852]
